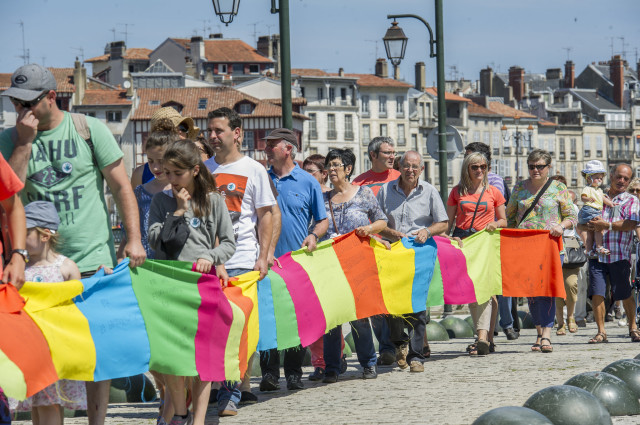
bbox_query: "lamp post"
[501,115,533,182]
[383,0,448,203]
[211,0,293,130]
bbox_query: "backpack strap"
[69,113,98,167]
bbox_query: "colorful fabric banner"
[0,229,563,400]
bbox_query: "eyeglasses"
[401,164,421,171]
[528,164,549,171]
[325,163,345,170]
[379,150,396,156]
[470,164,487,171]
[304,168,321,174]
[630,188,640,194]
[10,91,48,108]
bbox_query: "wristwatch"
[609,222,613,231]
[11,249,29,263]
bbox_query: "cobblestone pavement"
[13,319,640,424]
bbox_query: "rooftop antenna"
[250,22,260,44]
[448,65,459,80]
[110,28,117,41]
[634,48,639,65]
[365,40,380,58]
[18,21,29,64]
[266,24,274,38]
[618,36,628,60]
[71,47,85,63]
[199,19,212,37]
[562,47,572,61]
[610,37,615,57]
[117,23,134,45]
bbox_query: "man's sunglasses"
[10,91,49,108]
[528,164,549,171]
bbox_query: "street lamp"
[211,0,293,130]
[382,1,447,204]
[211,0,241,26]
[501,115,534,182]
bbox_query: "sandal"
[630,329,640,342]
[467,340,478,353]
[540,338,553,353]
[531,334,542,352]
[596,246,611,255]
[568,317,578,333]
[556,324,566,336]
[588,332,608,344]
[470,340,490,356]
[489,341,496,353]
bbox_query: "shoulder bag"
[452,186,486,239]
[562,234,587,269]
[517,178,553,227]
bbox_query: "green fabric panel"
[268,272,301,348]
[426,259,445,307]
[463,231,503,304]
[131,260,201,376]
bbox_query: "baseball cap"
[1,64,57,102]
[24,201,60,232]
[263,128,297,146]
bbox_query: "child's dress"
[10,255,87,412]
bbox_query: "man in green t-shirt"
[1,63,146,425]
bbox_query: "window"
[309,113,317,139]
[149,100,160,105]
[636,135,640,157]
[344,115,354,140]
[571,164,578,187]
[218,64,228,74]
[584,135,591,157]
[317,87,324,101]
[243,130,255,150]
[379,96,387,116]
[300,87,305,98]
[361,95,370,115]
[362,124,370,145]
[197,98,208,110]
[473,131,480,142]
[396,96,404,116]
[341,88,347,101]
[596,136,603,157]
[559,138,565,160]
[249,64,260,74]
[570,138,577,160]
[397,124,406,146]
[329,88,336,105]
[233,64,244,74]
[411,134,417,149]
[483,131,490,145]
[84,111,96,117]
[107,111,122,122]
[492,132,500,148]
[380,123,388,137]
[238,103,252,114]
[327,114,336,139]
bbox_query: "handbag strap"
[518,178,553,226]
[468,186,486,231]
[327,192,339,235]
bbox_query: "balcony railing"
[309,130,318,140]
[606,120,632,129]
[345,131,354,141]
[327,130,337,140]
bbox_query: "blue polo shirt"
[268,163,327,257]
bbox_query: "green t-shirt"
[0,112,124,272]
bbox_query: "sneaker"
[615,306,623,320]
[409,360,424,373]
[396,344,409,369]
[157,417,168,425]
[217,400,238,417]
[259,373,280,392]
[322,371,338,383]
[168,413,192,425]
[377,350,396,366]
[618,314,628,327]
[340,354,348,374]
[362,365,377,379]
[605,313,613,322]
[308,367,325,381]
[239,391,258,405]
[504,328,519,340]
[286,375,304,390]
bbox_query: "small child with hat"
[9,201,86,421]
[578,160,614,255]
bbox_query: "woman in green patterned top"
[506,149,577,353]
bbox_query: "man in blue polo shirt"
[260,128,328,392]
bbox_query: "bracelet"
[310,232,318,240]
[609,222,613,231]
[426,228,432,239]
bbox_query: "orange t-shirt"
[447,185,505,231]
[0,154,24,278]
[352,169,401,196]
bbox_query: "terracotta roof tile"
[292,68,331,77]
[425,87,471,102]
[487,102,536,119]
[171,38,273,63]
[468,102,502,117]
[265,97,307,106]
[85,48,152,63]
[49,68,75,93]
[132,87,304,121]
[0,73,12,90]
[346,73,413,88]
[538,119,557,127]
[82,90,131,106]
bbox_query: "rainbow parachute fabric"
[0,229,564,400]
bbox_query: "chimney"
[338,67,344,77]
[72,58,86,106]
[545,68,562,80]
[393,66,400,80]
[564,60,575,88]
[415,62,426,91]
[209,33,223,39]
[508,66,525,102]
[125,76,134,97]
[375,58,388,78]
[257,35,273,59]
[610,55,624,108]
[190,36,206,63]
[185,58,197,79]
[479,67,493,96]
[110,41,126,60]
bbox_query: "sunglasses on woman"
[528,164,548,171]
[469,164,487,171]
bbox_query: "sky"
[2,0,640,87]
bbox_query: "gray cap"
[1,64,57,101]
[25,201,60,231]
[263,128,297,146]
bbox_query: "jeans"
[528,296,556,328]
[324,319,376,374]
[217,268,251,405]
[388,311,427,363]
[497,295,514,330]
[370,314,395,355]
[260,346,306,379]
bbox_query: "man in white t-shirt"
[204,107,279,417]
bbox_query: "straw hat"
[150,107,200,139]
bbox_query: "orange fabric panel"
[224,284,253,378]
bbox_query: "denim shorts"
[578,205,602,225]
[587,259,632,301]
